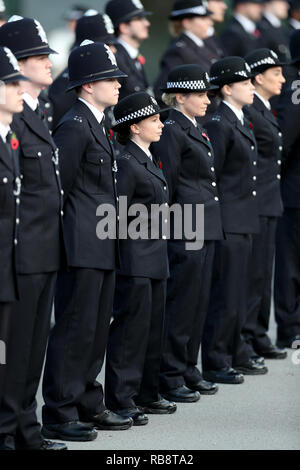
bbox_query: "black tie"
[6,130,13,157]
[35,104,45,121]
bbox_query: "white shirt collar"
[179,110,197,127]
[78,98,104,124]
[264,12,281,28]
[290,18,300,30]
[254,91,271,110]
[22,92,39,111]
[0,123,11,143]
[131,140,152,160]
[118,38,139,60]
[206,26,215,38]
[234,13,256,34]
[223,100,244,124]
[184,31,204,48]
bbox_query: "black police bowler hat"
[161,64,218,93]
[0,16,57,59]
[245,48,287,74]
[67,40,127,91]
[0,46,29,83]
[113,92,170,131]
[210,57,254,87]
[105,0,152,28]
[290,29,300,64]
[169,0,212,20]
[75,11,116,45]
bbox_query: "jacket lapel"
[21,102,56,148]
[253,95,280,129]
[76,100,112,155]
[171,109,212,150]
[0,136,14,172]
[126,141,167,185]
[220,102,255,144]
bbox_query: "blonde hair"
[162,92,178,107]
[169,20,184,37]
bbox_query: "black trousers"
[42,268,115,425]
[0,303,13,403]
[105,276,166,410]
[242,216,278,352]
[202,234,252,371]
[0,272,56,450]
[160,241,215,392]
[274,208,300,343]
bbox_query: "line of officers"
[0,0,299,451]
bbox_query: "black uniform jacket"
[114,42,149,100]
[205,102,260,234]
[117,140,169,280]
[53,99,119,270]
[220,18,264,57]
[0,138,19,301]
[151,109,223,242]
[257,16,290,62]
[276,67,300,208]
[244,95,283,217]
[154,33,221,102]
[12,102,63,274]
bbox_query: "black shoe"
[32,440,68,450]
[161,385,200,403]
[255,344,287,359]
[234,358,268,375]
[42,421,97,442]
[82,409,133,430]
[277,334,300,349]
[186,377,219,395]
[203,367,244,384]
[251,355,265,365]
[0,435,15,450]
[116,407,148,426]
[137,397,177,414]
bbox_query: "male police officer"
[0,46,27,406]
[257,0,290,61]
[105,0,152,100]
[42,41,133,442]
[0,17,66,450]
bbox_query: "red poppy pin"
[202,132,210,142]
[272,110,277,118]
[137,54,146,66]
[11,132,19,151]
[108,129,114,141]
[157,159,163,170]
[249,122,254,131]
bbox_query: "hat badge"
[103,14,114,34]
[4,47,20,71]
[105,44,117,66]
[270,50,278,59]
[245,63,251,73]
[131,0,144,9]
[34,20,48,44]
[205,72,209,82]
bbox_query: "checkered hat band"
[167,80,207,89]
[249,57,276,69]
[235,70,248,77]
[172,6,208,16]
[115,105,157,125]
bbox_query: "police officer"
[152,65,223,402]
[274,30,300,348]
[205,0,227,59]
[42,40,133,442]
[0,47,27,408]
[105,0,152,100]
[154,0,217,104]
[241,48,287,359]
[105,92,176,424]
[221,0,264,56]
[257,0,290,61]
[49,10,117,129]
[201,57,268,384]
[0,17,67,450]
[285,0,300,37]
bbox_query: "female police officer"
[105,92,176,425]
[151,64,223,402]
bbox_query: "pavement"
[36,310,300,451]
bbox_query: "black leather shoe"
[277,334,300,349]
[161,385,200,403]
[116,407,148,426]
[35,440,68,450]
[203,367,244,384]
[82,410,133,430]
[234,358,268,375]
[137,397,177,414]
[186,377,219,395]
[255,345,287,359]
[42,421,97,442]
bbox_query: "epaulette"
[211,115,221,122]
[175,41,185,48]
[73,115,83,123]
[62,72,69,79]
[164,119,175,125]
[122,153,131,160]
